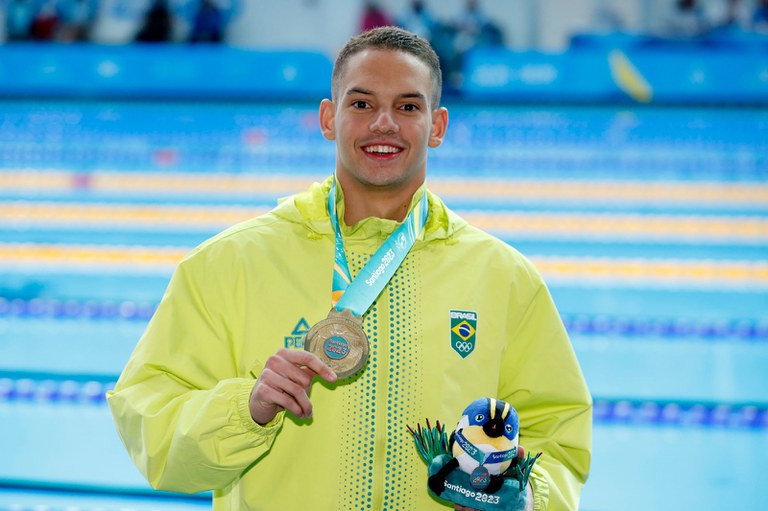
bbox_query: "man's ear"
[428,106,449,148]
[319,99,336,141]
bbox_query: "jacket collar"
[272,175,465,243]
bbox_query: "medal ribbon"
[454,429,518,466]
[327,177,428,316]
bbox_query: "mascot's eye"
[505,424,513,433]
[475,414,485,422]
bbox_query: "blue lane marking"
[1,373,765,430]
[0,298,155,321]
[0,376,114,405]
[2,297,765,341]
[562,314,768,340]
[592,398,768,429]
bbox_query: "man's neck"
[337,177,423,226]
[344,196,410,225]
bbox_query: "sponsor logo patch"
[285,318,310,349]
[450,310,477,358]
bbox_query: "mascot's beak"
[482,417,504,438]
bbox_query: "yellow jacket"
[107,177,592,510]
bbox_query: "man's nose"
[369,109,399,133]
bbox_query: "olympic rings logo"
[454,341,474,353]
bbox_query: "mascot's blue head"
[462,397,519,441]
[452,397,520,476]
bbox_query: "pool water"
[1,100,766,510]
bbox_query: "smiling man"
[319,38,447,224]
[107,26,591,511]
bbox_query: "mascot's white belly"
[452,422,519,476]
[455,442,509,475]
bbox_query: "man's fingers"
[276,348,337,383]
[253,373,312,419]
[263,349,334,389]
[249,348,337,424]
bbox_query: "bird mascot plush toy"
[408,397,540,510]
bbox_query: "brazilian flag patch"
[450,310,477,359]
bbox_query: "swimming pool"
[1,100,766,510]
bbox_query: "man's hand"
[249,348,337,425]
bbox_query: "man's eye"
[402,104,419,112]
[352,100,369,109]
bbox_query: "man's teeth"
[365,145,399,154]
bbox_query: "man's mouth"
[363,144,402,155]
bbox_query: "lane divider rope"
[1,297,765,340]
[2,201,766,242]
[1,375,764,429]
[2,170,766,206]
[2,243,767,287]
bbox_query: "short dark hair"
[332,26,443,109]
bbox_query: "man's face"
[320,49,447,194]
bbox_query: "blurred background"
[0,0,766,510]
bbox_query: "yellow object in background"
[609,49,652,103]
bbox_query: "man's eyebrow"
[346,87,374,97]
[345,88,427,102]
[400,91,427,102]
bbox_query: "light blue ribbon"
[327,177,428,316]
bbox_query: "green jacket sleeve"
[499,270,592,511]
[106,252,283,493]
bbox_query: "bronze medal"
[304,308,369,379]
